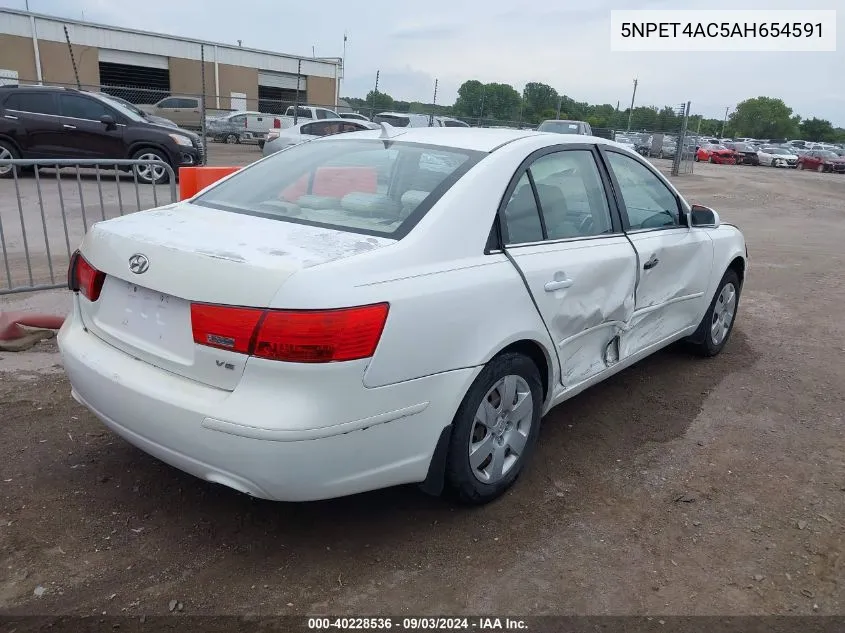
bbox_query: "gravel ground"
[1,157,844,617]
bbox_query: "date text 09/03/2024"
[620,21,823,38]
[307,617,528,630]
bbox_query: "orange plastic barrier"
[179,166,241,200]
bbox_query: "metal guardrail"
[0,159,177,296]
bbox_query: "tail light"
[190,302,389,363]
[273,118,281,128]
[68,250,106,302]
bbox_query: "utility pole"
[720,106,729,137]
[626,78,638,132]
[477,87,485,127]
[370,70,379,118]
[556,95,562,119]
[200,44,207,164]
[293,59,302,124]
[339,31,347,100]
[429,79,438,127]
[63,25,80,89]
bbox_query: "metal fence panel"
[0,159,177,295]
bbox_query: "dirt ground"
[1,156,844,617]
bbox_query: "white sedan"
[58,127,747,505]
[757,146,798,168]
[262,118,379,156]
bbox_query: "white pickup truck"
[267,105,342,130]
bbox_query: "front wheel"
[444,353,543,505]
[685,269,741,357]
[816,164,825,173]
[131,149,171,185]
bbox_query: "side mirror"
[100,115,116,129]
[691,204,720,228]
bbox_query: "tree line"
[342,80,845,142]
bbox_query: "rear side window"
[192,139,482,239]
[60,94,112,120]
[157,98,180,108]
[4,91,58,115]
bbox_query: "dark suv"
[0,86,202,184]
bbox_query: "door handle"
[544,278,574,292]
[63,124,76,130]
[643,255,660,270]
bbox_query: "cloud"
[8,0,845,124]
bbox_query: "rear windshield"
[373,114,410,127]
[538,121,583,134]
[192,139,483,239]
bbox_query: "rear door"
[499,145,638,388]
[600,147,714,358]
[2,90,64,157]
[57,93,125,159]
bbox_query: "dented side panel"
[506,236,638,387]
[621,228,714,359]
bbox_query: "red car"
[695,143,737,165]
[797,150,845,173]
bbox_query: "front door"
[600,148,714,358]
[57,93,125,159]
[500,147,637,388]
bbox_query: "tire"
[131,148,171,186]
[0,140,20,179]
[694,154,699,162]
[444,352,543,505]
[685,269,741,357]
[816,164,825,173]
[709,156,715,163]
[225,133,239,144]
[797,162,803,170]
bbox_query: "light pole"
[720,106,730,137]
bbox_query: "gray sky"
[6,0,844,125]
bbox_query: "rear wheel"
[685,269,741,357]
[225,133,239,144]
[131,148,171,185]
[816,164,825,173]
[797,162,804,170]
[0,141,20,179]
[444,353,543,505]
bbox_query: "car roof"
[317,126,636,153]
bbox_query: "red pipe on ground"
[0,312,66,342]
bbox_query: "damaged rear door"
[499,146,637,388]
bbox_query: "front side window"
[192,139,481,238]
[178,98,199,109]
[60,94,112,120]
[605,151,680,230]
[157,98,180,108]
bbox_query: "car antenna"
[378,122,394,138]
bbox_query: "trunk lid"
[77,203,394,390]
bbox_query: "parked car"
[136,95,228,130]
[207,111,274,144]
[262,118,378,156]
[0,85,202,184]
[724,142,760,165]
[434,116,471,128]
[537,119,593,135]
[757,147,798,168]
[58,127,747,505]
[99,93,177,128]
[338,112,371,122]
[696,144,736,164]
[797,150,845,173]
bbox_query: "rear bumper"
[58,307,479,501]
